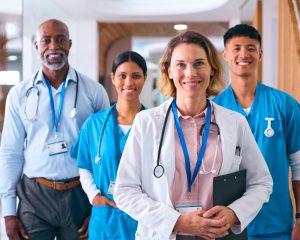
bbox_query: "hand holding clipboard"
[212,169,247,240]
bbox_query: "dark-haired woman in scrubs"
[71,51,147,239]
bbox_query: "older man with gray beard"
[0,19,109,240]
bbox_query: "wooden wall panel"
[278,0,300,101]
[98,22,228,81]
[252,0,263,82]
[0,31,7,71]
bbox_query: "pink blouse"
[171,106,223,211]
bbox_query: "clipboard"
[213,169,247,240]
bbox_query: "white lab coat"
[114,99,273,240]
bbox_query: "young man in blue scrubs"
[213,24,300,240]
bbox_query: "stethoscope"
[24,70,79,121]
[153,102,221,178]
[94,105,116,164]
[199,122,220,174]
[94,104,145,164]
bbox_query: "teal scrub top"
[72,105,137,240]
[213,83,300,236]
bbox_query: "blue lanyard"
[112,105,131,161]
[44,76,67,133]
[97,104,145,161]
[171,99,211,192]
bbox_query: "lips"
[45,50,65,62]
[183,81,201,87]
[236,58,253,66]
[122,88,136,94]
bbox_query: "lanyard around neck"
[97,104,145,161]
[112,104,146,161]
[112,105,130,161]
[171,99,211,192]
[44,75,66,133]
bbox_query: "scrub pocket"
[90,205,137,240]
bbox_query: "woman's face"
[168,43,213,100]
[112,61,146,102]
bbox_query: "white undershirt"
[79,168,100,204]
[119,124,131,134]
[243,107,251,116]
[79,124,132,204]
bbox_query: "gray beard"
[43,60,66,71]
[41,50,68,71]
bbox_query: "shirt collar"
[34,66,77,87]
[177,106,207,120]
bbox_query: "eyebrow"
[232,44,257,47]
[118,71,142,74]
[175,58,206,62]
[40,34,68,39]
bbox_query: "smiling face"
[35,20,71,71]
[112,61,146,102]
[168,43,212,100]
[223,36,262,80]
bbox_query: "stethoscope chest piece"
[154,165,164,178]
[95,155,101,164]
[70,108,77,119]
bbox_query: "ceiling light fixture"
[174,24,187,31]
[8,55,18,61]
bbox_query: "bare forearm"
[292,180,300,213]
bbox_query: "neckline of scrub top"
[112,104,145,161]
[229,83,261,132]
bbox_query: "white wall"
[22,0,99,81]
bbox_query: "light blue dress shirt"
[0,67,109,217]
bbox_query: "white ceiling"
[0,0,257,23]
[49,0,256,22]
[0,0,257,52]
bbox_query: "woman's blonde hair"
[159,31,225,97]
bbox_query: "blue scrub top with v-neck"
[213,83,300,237]
[72,105,137,240]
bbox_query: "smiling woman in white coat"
[114,31,273,240]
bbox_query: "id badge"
[107,181,115,195]
[47,134,68,156]
[175,204,202,213]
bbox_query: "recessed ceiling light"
[174,24,187,31]
[8,55,18,61]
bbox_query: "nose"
[185,64,197,78]
[124,76,134,87]
[48,38,59,50]
[239,47,249,58]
